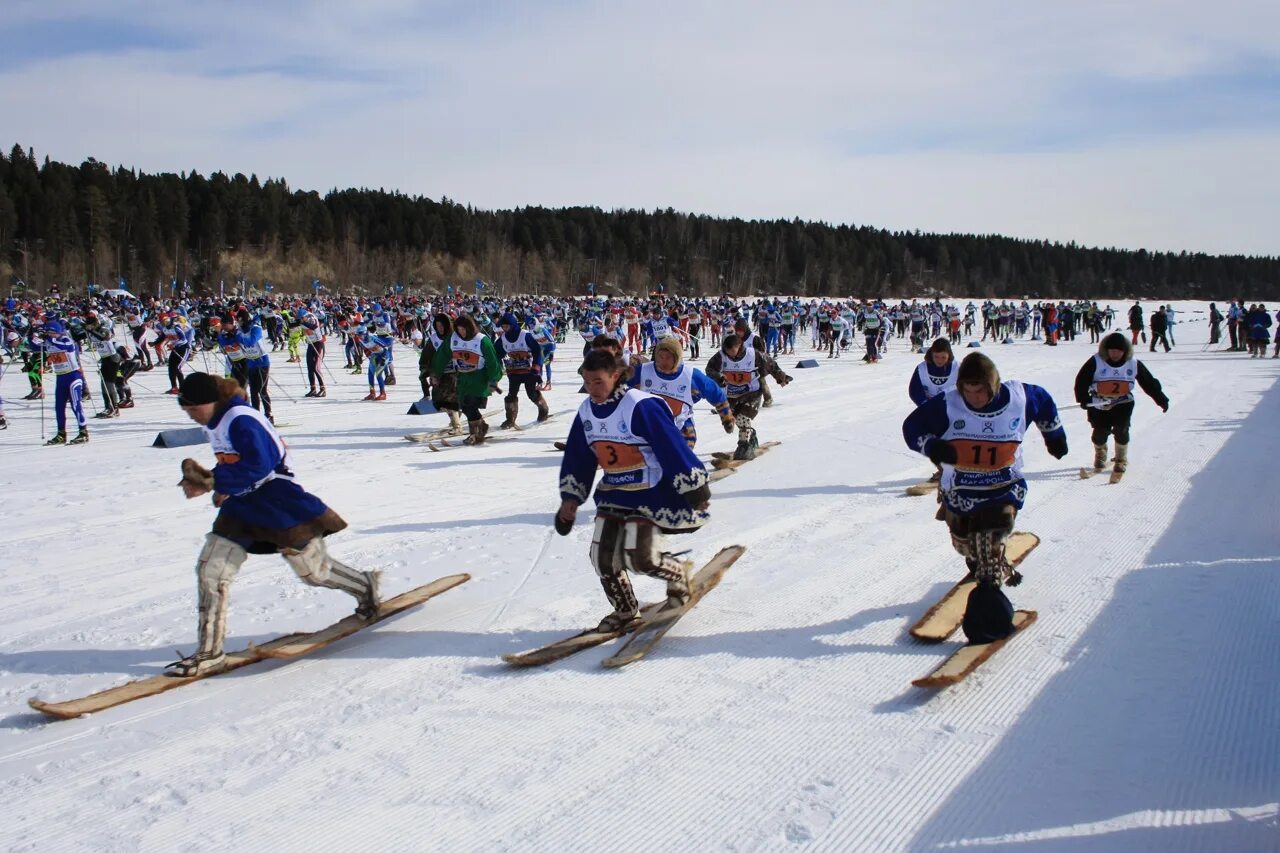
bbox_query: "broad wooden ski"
[908,532,1039,642]
[912,610,1038,688]
[904,478,939,496]
[404,428,462,443]
[601,545,746,668]
[708,467,737,483]
[28,574,471,720]
[501,601,667,667]
[709,442,781,470]
[428,417,556,452]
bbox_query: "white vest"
[637,362,696,428]
[1089,354,1137,408]
[502,331,536,373]
[204,406,293,492]
[578,389,663,492]
[940,381,1029,492]
[720,346,759,397]
[915,359,957,400]
[450,332,486,373]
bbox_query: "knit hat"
[178,372,220,406]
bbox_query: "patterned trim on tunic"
[559,472,591,502]
[597,501,709,533]
[672,467,709,494]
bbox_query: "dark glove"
[1045,434,1069,459]
[925,440,957,466]
[778,374,793,387]
[721,417,735,434]
[554,513,574,536]
[683,484,712,509]
[713,374,726,387]
[1159,399,1169,413]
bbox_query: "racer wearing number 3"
[555,349,712,633]
[901,352,1067,646]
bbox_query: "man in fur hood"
[1073,331,1169,477]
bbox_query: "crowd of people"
[0,287,1261,670]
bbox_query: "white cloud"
[2,1,1277,255]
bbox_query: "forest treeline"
[0,143,1274,300]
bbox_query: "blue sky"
[2,1,1277,256]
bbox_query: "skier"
[554,348,711,631]
[907,338,959,484]
[32,317,90,445]
[1074,331,1169,479]
[419,314,463,434]
[628,336,734,449]
[494,313,550,428]
[170,372,379,677]
[300,309,327,397]
[235,310,274,422]
[901,352,1068,643]
[430,314,503,444]
[361,324,394,401]
[160,313,196,394]
[705,333,793,461]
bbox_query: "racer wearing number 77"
[901,352,1067,646]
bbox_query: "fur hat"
[1099,332,1132,362]
[956,352,1000,396]
[654,335,684,364]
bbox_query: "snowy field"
[1,301,1277,852]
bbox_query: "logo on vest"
[1010,417,1021,430]
[982,421,995,433]
[954,420,966,430]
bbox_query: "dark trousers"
[306,342,325,389]
[246,365,272,420]
[1087,402,1134,445]
[168,345,190,388]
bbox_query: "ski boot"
[665,559,695,608]
[362,388,378,401]
[375,390,387,401]
[0,416,6,430]
[69,428,90,444]
[596,608,640,633]
[355,570,383,620]
[499,398,519,430]
[1092,443,1108,471]
[732,440,756,461]
[45,431,67,446]
[164,651,226,678]
[315,387,326,398]
[536,397,551,423]
[304,388,318,397]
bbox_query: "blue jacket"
[559,388,710,533]
[902,382,1064,513]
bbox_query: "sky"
[2,0,1278,257]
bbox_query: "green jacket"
[431,333,504,399]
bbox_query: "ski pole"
[268,372,297,403]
